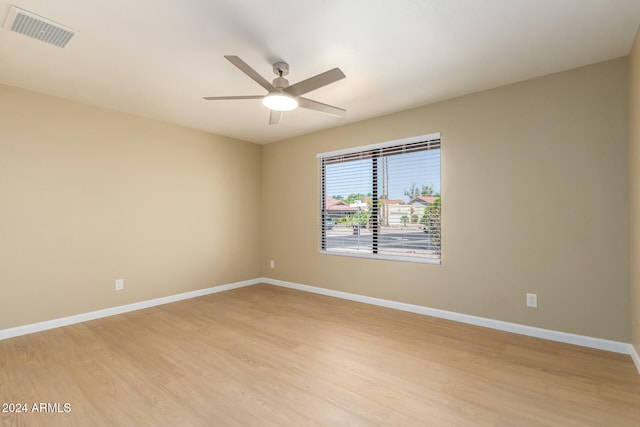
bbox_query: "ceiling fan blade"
[203,95,263,100]
[269,110,282,125]
[297,97,346,117]
[224,55,275,92]
[284,68,346,97]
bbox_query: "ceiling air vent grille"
[3,6,76,48]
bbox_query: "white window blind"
[319,133,441,264]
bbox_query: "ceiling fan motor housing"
[273,76,290,89]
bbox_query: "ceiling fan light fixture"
[262,93,298,111]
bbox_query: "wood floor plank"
[1,283,639,426]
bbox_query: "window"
[318,133,441,264]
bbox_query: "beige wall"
[630,27,640,355]
[0,84,262,330]
[262,58,630,341]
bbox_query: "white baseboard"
[0,278,260,341]
[2,275,637,372]
[261,277,635,357]
[631,345,640,375]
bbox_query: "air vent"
[3,6,76,48]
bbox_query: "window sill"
[319,250,441,265]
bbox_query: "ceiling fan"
[203,55,346,125]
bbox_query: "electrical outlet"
[270,260,275,269]
[526,293,537,308]
[115,279,124,291]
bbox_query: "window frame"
[317,132,441,265]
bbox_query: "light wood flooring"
[1,284,639,426]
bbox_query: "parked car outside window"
[325,218,334,230]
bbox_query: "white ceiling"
[1,1,639,144]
